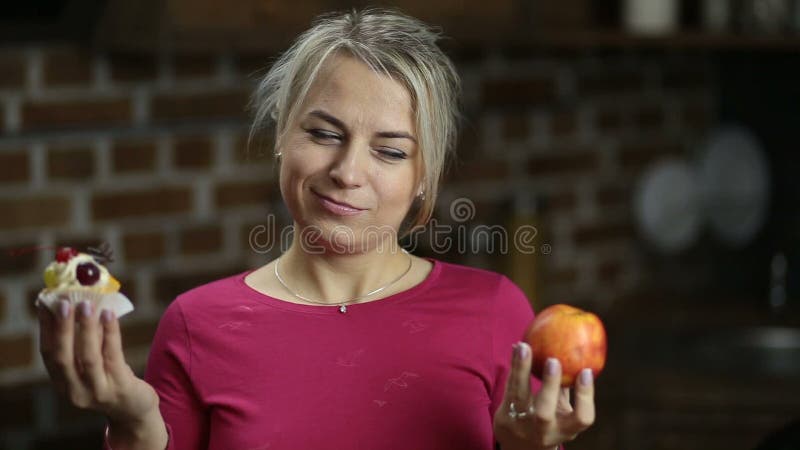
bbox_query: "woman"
[37,8,596,450]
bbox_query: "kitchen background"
[1,0,799,449]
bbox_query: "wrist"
[106,407,168,450]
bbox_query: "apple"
[524,304,607,387]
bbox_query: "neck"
[278,230,411,304]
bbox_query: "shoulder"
[168,270,251,313]
[430,258,526,301]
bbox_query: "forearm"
[106,407,169,450]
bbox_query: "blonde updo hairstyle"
[248,7,461,238]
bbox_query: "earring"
[418,190,425,200]
[274,152,282,159]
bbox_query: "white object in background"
[702,0,731,32]
[634,159,702,253]
[699,126,770,247]
[623,0,679,35]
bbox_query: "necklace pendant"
[339,304,347,314]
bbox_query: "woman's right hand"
[37,298,160,428]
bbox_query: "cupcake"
[37,244,134,318]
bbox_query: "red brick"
[595,108,624,131]
[573,220,635,245]
[174,54,217,78]
[456,124,485,160]
[21,97,131,131]
[43,47,93,86]
[154,267,245,305]
[544,266,578,285]
[0,333,34,370]
[214,180,273,208]
[618,143,683,171]
[542,190,577,211]
[112,139,157,173]
[123,231,166,262]
[121,319,159,350]
[682,101,713,130]
[596,186,630,207]
[502,113,529,140]
[26,285,41,320]
[527,152,598,175]
[0,288,5,322]
[0,196,71,230]
[235,132,275,165]
[179,225,222,255]
[116,276,137,304]
[662,65,710,90]
[30,428,106,449]
[448,160,508,182]
[55,393,105,424]
[235,53,273,78]
[551,111,577,136]
[109,53,158,82]
[635,104,665,129]
[481,77,557,108]
[173,135,213,169]
[0,381,37,429]
[0,51,26,89]
[1,241,42,277]
[47,146,95,180]
[91,187,193,220]
[578,70,644,96]
[151,89,248,122]
[53,236,105,254]
[598,260,623,282]
[0,150,30,184]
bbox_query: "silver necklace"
[273,249,413,314]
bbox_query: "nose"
[328,141,368,189]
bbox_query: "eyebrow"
[308,109,417,144]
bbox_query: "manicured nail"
[59,300,70,319]
[512,343,521,361]
[546,357,559,376]
[80,300,93,318]
[101,309,113,324]
[518,342,530,359]
[580,368,593,386]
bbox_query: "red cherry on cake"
[76,262,101,286]
[55,247,79,263]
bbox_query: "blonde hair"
[248,7,461,237]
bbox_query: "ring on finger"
[508,401,535,419]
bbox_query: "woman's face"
[278,53,421,253]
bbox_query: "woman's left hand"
[493,342,595,450]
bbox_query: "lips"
[311,189,364,211]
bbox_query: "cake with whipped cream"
[38,244,134,317]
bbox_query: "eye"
[306,129,342,144]
[375,148,408,162]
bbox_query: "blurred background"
[1,0,800,449]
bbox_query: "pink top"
[104,259,543,449]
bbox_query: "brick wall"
[0,43,715,448]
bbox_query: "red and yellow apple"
[524,304,607,387]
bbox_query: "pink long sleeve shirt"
[105,258,542,449]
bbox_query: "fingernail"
[59,300,70,319]
[80,300,93,318]
[100,309,113,324]
[546,357,560,376]
[512,343,521,361]
[518,342,530,359]
[580,368,593,386]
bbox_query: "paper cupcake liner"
[36,289,134,319]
